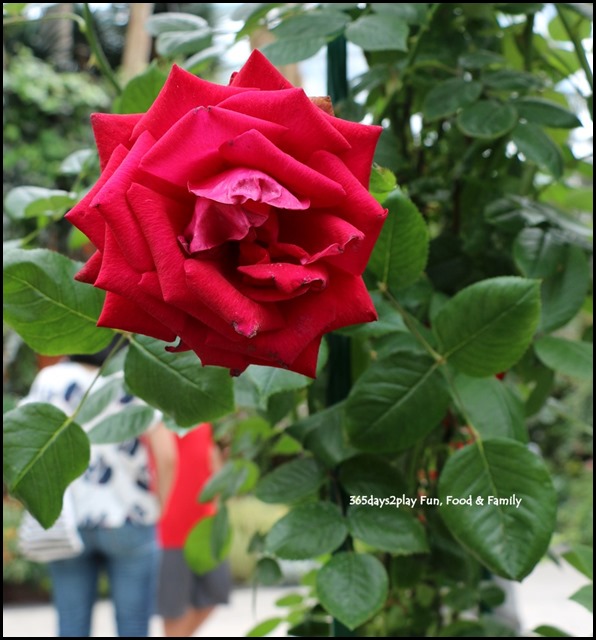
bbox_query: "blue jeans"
[48,523,160,637]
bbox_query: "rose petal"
[189,167,309,210]
[308,150,388,275]
[132,64,249,141]
[65,144,129,251]
[91,130,157,273]
[218,88,349,160]
[74,249,103,285]
[279,211,364,265]
[238,261,328,295]
[98,292,177,342]
[229,49,294,91]
[139,106,287,190]
[324,115,383,188]
[219,129,346,207]
[185,258,283,338]
[91,113,141,170]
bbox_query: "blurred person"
[21,337,177,637]
[157,423,232,637]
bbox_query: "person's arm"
[145,423,178,509]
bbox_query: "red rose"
[67,51,387,377]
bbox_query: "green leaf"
[570,585,593,613]
[348,506,429,554]
[261,37,327,65]
[124,335,234,427]
[184,515,232,575]
[117,64,168,114]
[157,29,212,58]
[540,246,590,332]
[244,365,313,410]
[562,545,593,580]
[145,12,208,35]
[548,8,592,40]
[255,457,326,504]
[368,189,429,292]
[246,618,284,638]
[533,625,571,637]
[511,123,563,178]
[459,50,505,69]
[345,350,450,452]
[3,4,27,16]
[87,405,155,444]
[515,98,581,128]
[338,454,407,499]
[3,248,113,356]
[317,552,388,630]
[369,165,397,205]
[370,3,429,24]
[211,504,230,560]
[438,440,556,580]
[4,186,77,220]
[255,557,283,586]
[200,460,259,501]
[453,374,527,442]
[513,228,567,278]
[423,79,483,122]
[302,404,359,468]
[457,101,518,139]
[76,377,123,424]
[346,14,409,52]
[265,502,348,559]
[534,337,593,380]
[272,11,350,38]
[433,276,541,377]
[3,403,90,528]
[482,69,543,91]
[182,45,222,74]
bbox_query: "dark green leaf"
[515,98,581,128]
[244,364,313,410]
[540,246,590,332]
[453,374,527,442]
[533,625,571,637]
[459,50,505,69]
[3,403,89,528]
[346,15,409,52]
[317,553,388,630]
[438,440,556,580]
[211,504,230,560]
[265,502,347,559]
[200,460,259,501]
[570,585,593,613]
[423,79,483,121]
[87,405,155,444]
[348,506,429,554]
[457,101,518,139]
[482,69,544,91]
[124,335,234,427]
[302,404,359,468]
[562,545,593,580]
[345,350,450,452]
[368,190,429,292]
[511,122,563,178]
[184,515,232,575]
[3,248,113,355]
[255,457,326,504]
[513,228,567,278]
[370,3,429,24]
[255,557,283,586]
[496,3,544,14]
[338,454,407,499]
[534,337,593,380]
[261,37,327,65]
[272,11,350,38]
[117,64,168,114]
[433,276,541,377]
